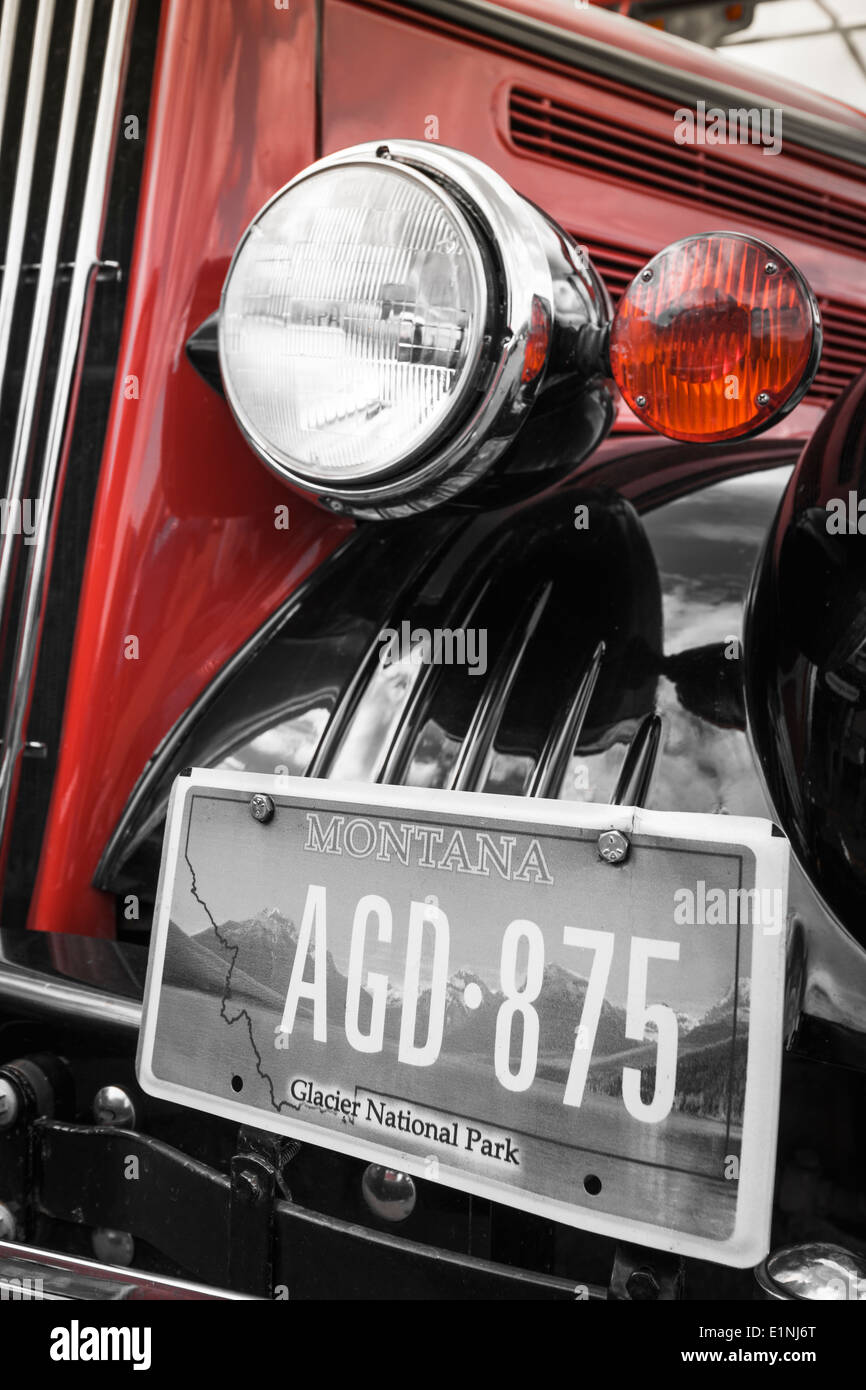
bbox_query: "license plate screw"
[249,793,275,824]
[598,829,629,864]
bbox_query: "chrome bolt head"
[0,1078,19,1131]
[361,1165,417,1223]
[93,1085,136,1129]
[640,268,653,282]
[756,391,771,407]
[249,793,275,824]
[91,1229,135,1267]
[598,829,629,864]
[764,261,778,275]
[0,1202,17,1240]
[635,395,648,409]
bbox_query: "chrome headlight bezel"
[217,139,607,519]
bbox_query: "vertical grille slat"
[0,0,95,659]
[0,0,135,852]
[528,640,605,799]
[377,574,495,788]
[610,712,663,808]
[0,0,20,156]
[0,0,54,420]
[446,581,553,793]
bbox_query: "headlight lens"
[220,160,488,485]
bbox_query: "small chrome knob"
[93,1085,136,1128]
[361,1165,417,1223]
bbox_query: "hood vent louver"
[507,87,866,259]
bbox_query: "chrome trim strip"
[610,711,663,808]
[527,639,605,799]
[0,0,133,850]
[388,0,866,170]
[0,0,54,416]
[0,1240,255,1299]
[447,581,552,792]
[0,954,141,1033]
[0,0,20,162]
[0,927,143,1032]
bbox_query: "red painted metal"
[321,1,866,435]
[321,3,866,306]
[352,0,866,133]
[28,0,866,936]
[29,0,350,936]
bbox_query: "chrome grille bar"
[527,640,605,799]
[0,0,94,667]
[306,527,466,781]
[0,0,54,421]
[377,575,494,786]
[446,581,553,793]
[610,712,663,808]
[0,0,20,159]
[0,0,134,849]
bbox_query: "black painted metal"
[30,1118,602,1298]
[228,1150,275,1298]
[746,368,866,947]
[185,310,222,394]
[103,484,662,905]
[35,1120,233,1285]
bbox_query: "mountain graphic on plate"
[163,907,362,1022]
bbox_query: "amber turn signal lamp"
[609,233,822,442]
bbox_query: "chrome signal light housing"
[217,140,611,519]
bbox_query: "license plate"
[137,769,787,1267]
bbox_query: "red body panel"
[29,0,349,936]
[28,0,866,936]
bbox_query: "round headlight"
[218,141,609,518]
[220,160,488,485]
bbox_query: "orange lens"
[609,233,820,443]
[521,294,550,384]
